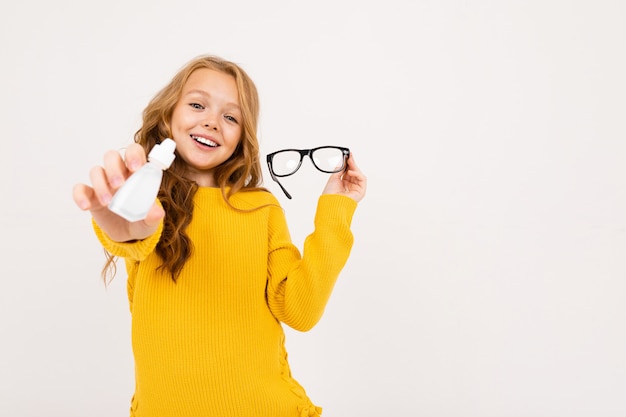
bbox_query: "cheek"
[171,107,196,129]
[224,125,243,145]
[174,115,192,130]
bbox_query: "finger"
[89,165,115,206]
[123,143,148,173]
[72,183,97,211]
[144,202,165,226]
[347,152,365,174]
[343,157,367,200]
[344,168,367,183]
[103,149,129,190]
[343,153,366,181]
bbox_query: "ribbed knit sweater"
[93,188,357,417]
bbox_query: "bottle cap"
[148,138,176,169]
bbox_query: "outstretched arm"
[266,195,357,331]
[267,153,366,331]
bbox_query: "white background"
[1,1,625,416]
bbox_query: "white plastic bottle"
[108,138,176,222]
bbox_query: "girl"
[72,54,367,417]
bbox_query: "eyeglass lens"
[312,147,346,173]
[271,151,302,176]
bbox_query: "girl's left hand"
[322,152,367,203]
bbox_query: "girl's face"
[170,68,243,187]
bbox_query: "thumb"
[127,202,165,241]
[144,202,165,226]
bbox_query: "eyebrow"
[183,89,241,111]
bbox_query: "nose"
[203,113,218,130]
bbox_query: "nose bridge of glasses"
[303,148,315,164]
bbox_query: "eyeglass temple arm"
[274,177,292,199]
[267,161,293,199]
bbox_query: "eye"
[189,103,205,110]
[225,114,239,124]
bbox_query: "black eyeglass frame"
[266,146,350,199]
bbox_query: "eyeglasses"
[266,146,350,199]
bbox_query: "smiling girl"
[72,54,367,417]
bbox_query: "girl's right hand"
[72,143,165,242]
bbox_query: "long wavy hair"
[103,55,265,283]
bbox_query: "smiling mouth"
[192,135,219,148]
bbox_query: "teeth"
[192,135,218,147]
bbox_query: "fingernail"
[101,194,112,205]
[78,200,89,210]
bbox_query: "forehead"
[182,68,240,106]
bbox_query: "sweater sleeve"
[266,194,357,332]
[91,218,163,261]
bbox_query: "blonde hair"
[103,54,266,283]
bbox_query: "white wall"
[1,1,625,416]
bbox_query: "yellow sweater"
[93,188,357,417]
